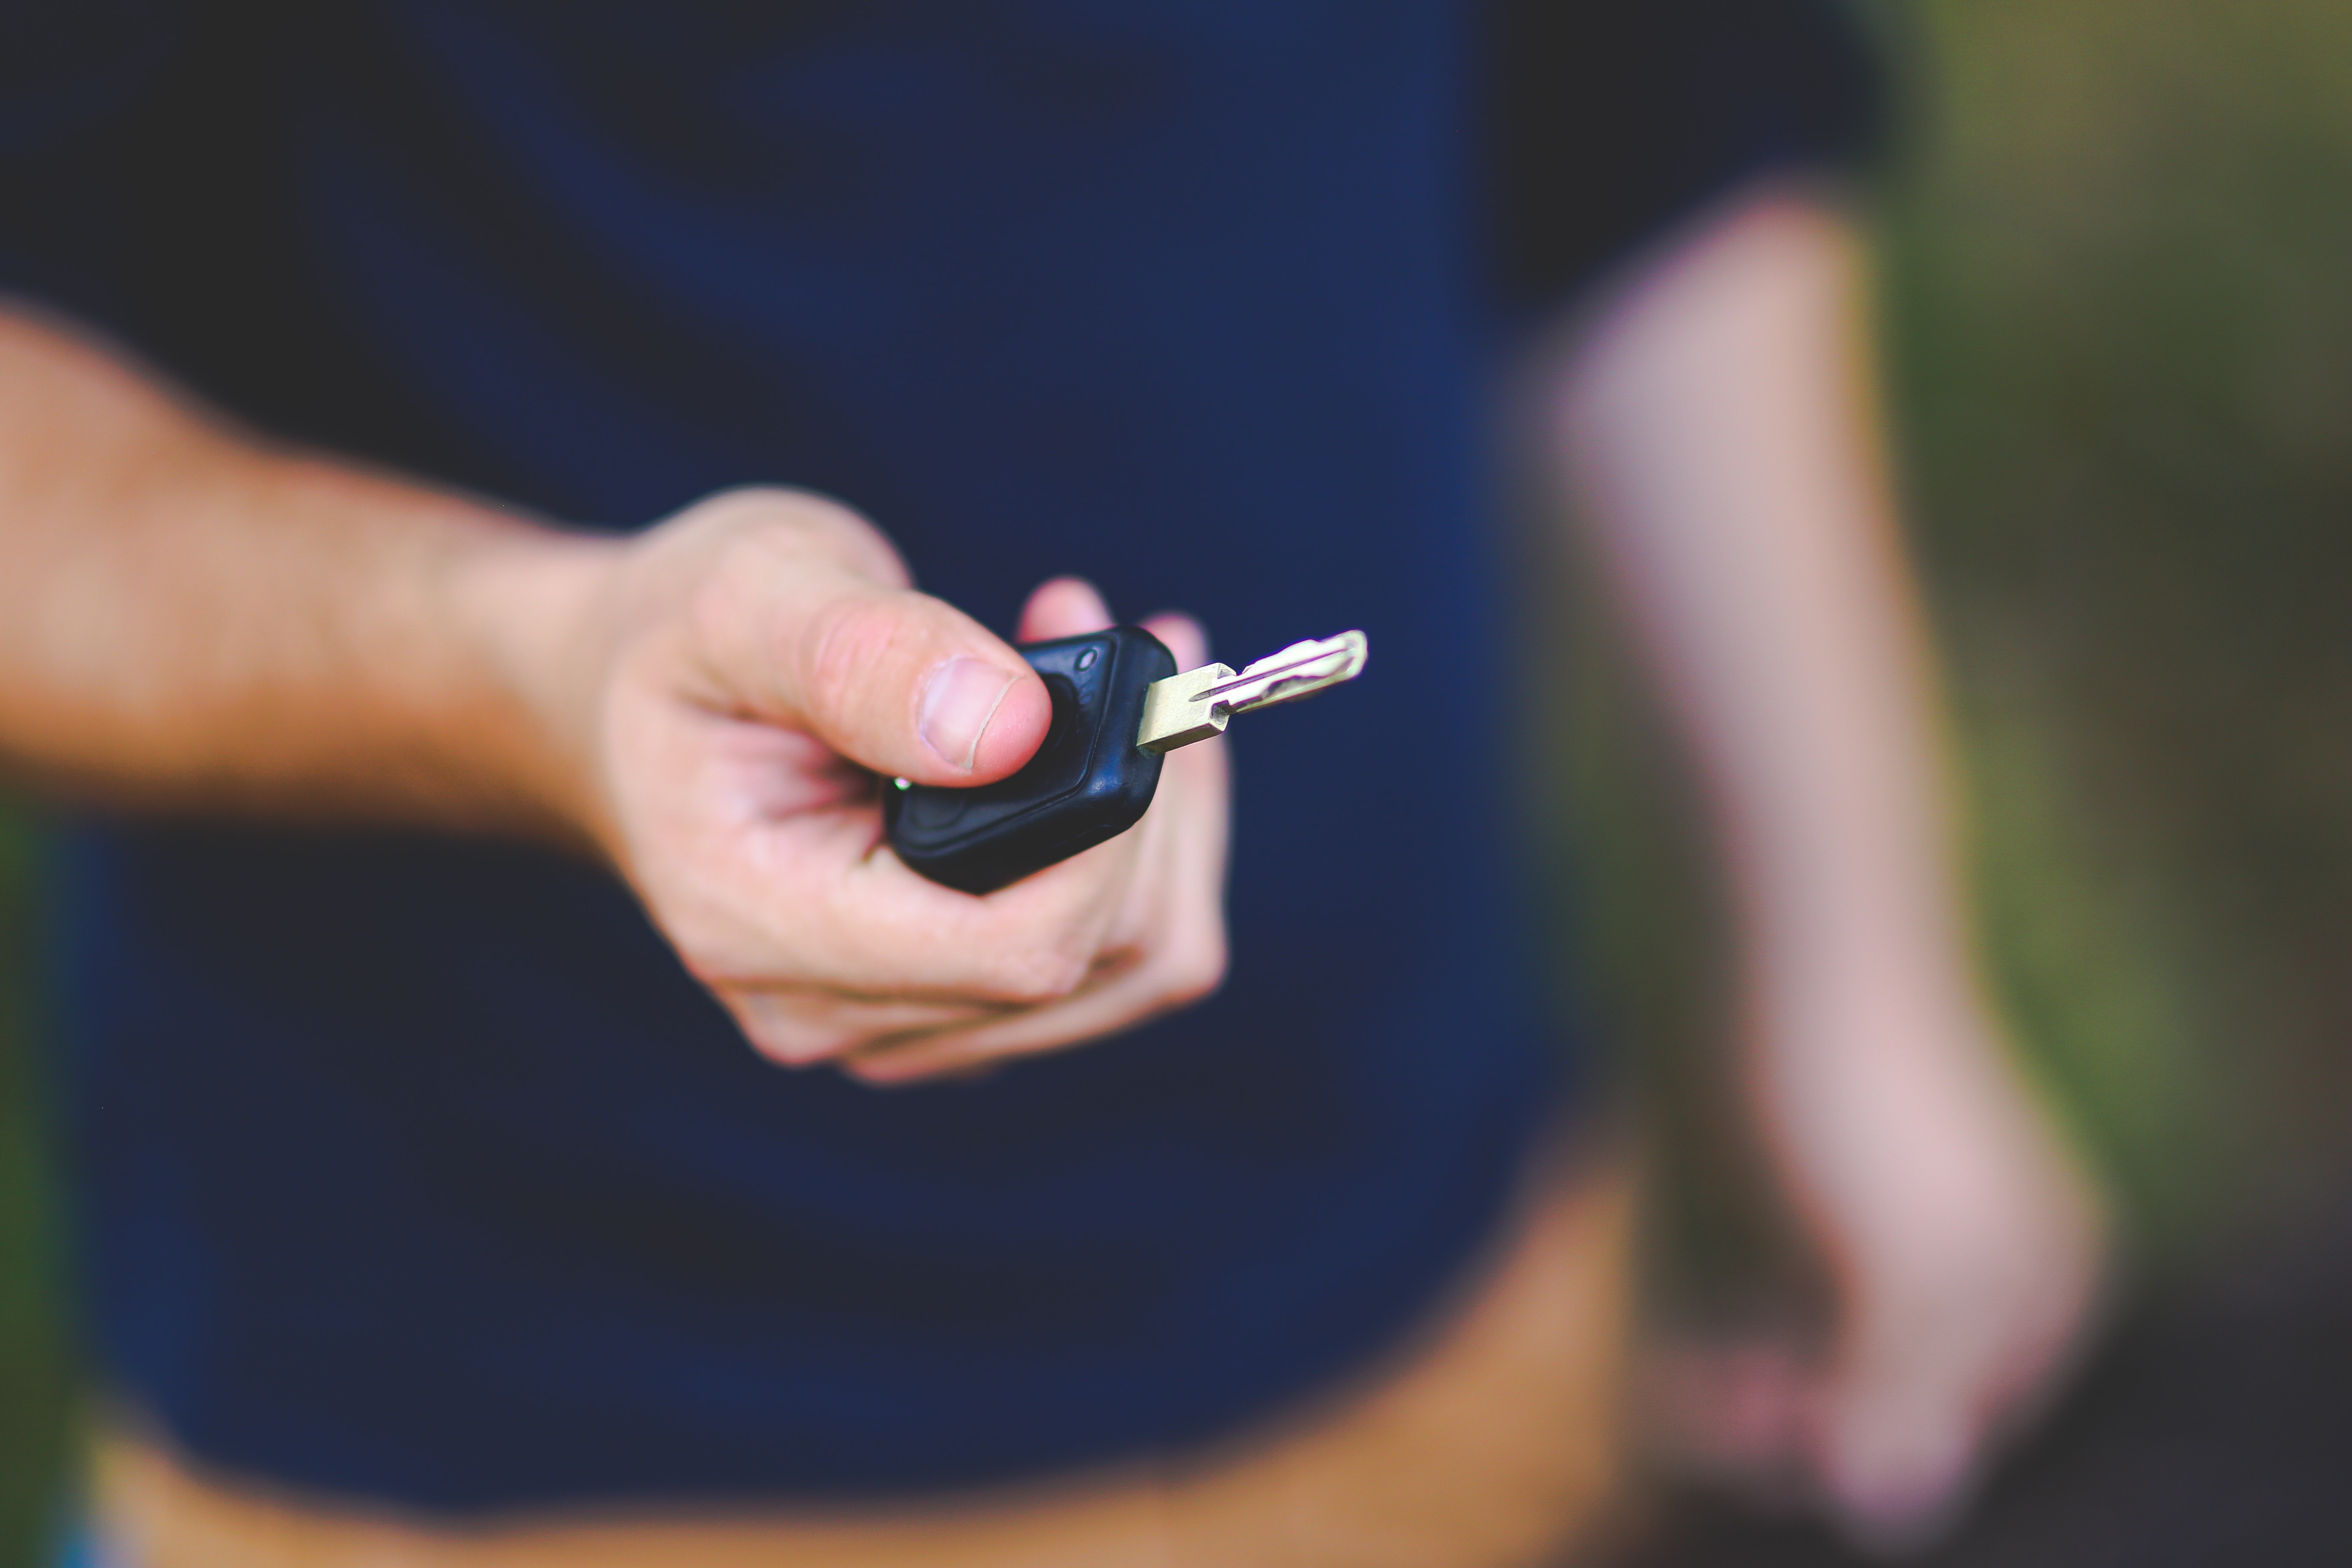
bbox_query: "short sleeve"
[1485,0,1887,315]
[0,1,201,319]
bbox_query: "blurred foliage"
[1576,0,2352,1311]
[0,806,70,1568]
[1890,0,2352,1242]
[5,0,2352,1559]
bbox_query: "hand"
[1795,1010,2104,1550]
[1650,982,2106,1552]
[545,487,1229,1085]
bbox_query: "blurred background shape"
[1889,0,2352,1239]
[1572,0,2352,1560]
[5,0,2352,1562]
[0,813,70,1568]
[1568,0,2352,1305]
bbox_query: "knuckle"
[686,483,839,531]
[745,1029,850,1070]
[772,491,907,582]
[729,994,854,1069]
[742,1024,838,1068]
[672,937,764,999]
[675,486,907,585]
[983,948,1089,1005]
[843,1052,952,1090]
[970,887,1111,1002]
[697,482,795,518]
[664,484,784,539]
[1158,937,1228,1008]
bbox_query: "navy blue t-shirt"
[3,0,1874,1511]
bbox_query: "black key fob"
[885,626,1179,895]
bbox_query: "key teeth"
[1135,632,1368,753]
[1235,632,1366,682]
[1220,631,1368,713]
[1237,639,1330,678]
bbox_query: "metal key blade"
[1136,630,1368,753]
[1206,632,1369,713]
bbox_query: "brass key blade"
[1137,630,1368,754]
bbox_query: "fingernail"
[919,657,1017,771]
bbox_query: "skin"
[0,307,1228,1085]
[0,180,2098,1545]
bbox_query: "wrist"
[1736,909,1994,1077]
[434,517,630,854]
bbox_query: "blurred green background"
[4,0,2352,1562]
[1891,0,2352,1234]
[0,813,70,1567]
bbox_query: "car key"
[885,627,1369,894]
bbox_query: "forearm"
[0,304,1221,1078]
[0,304,612,839]
[1548,190,1978,1055]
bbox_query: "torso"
[40,0,1568,1509]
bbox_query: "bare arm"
[1544,188,2103,1542]
[0,303,1228,1082]
[0,306,610,835]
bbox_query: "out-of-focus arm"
[0,303,609,837]
[1544,187,2104,1545]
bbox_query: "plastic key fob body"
[885,626,1178,895]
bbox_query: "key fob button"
[903,784,971,830]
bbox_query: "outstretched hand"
[547,488,1228,1085]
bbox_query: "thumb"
[731,568,1052,785]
